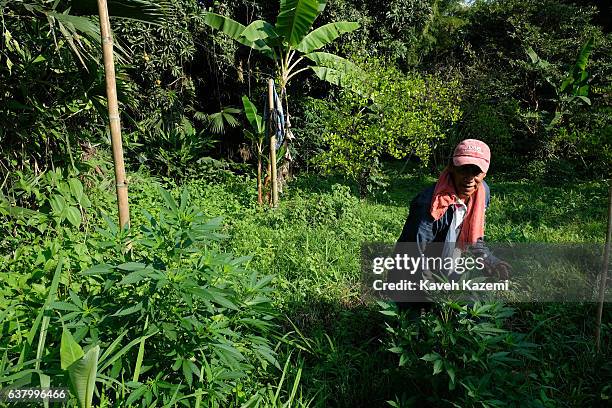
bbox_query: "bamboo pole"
[268,79,278,207]
[595,183,612,352]
[257,155,263,205]
[97,0,130,229]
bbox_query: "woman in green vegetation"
[397,139,510,282]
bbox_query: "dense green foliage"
[1,0,611,406]
[311,59,462,194]
[2,164,610,406]
[2,0,610,180]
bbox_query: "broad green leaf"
[447,366,456,388]
[310,66,346,87]
[66,206,82,227]
[68,178,84,202]
[575,95,591,105]
[241,20,279,43]
[526,47,538,64]
[296,21,359,53]
[116,262,147,271]
[421,353,440,362]
[275,0,323,46]
[49,194,67,215]
[204,12,272,53]
[61,329,84,370]
[68,346,99,408]
[304,52,359,72]
[574,36,594,72]
[204,12,246,40]
[379,310,398,316]
[306,53,364,90]
[182,360,194,387]
[81,264,113,276]
[433,359,443,375]
[242,95,263,133]
[559,77,573,93]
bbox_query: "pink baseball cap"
[452,139,491,173]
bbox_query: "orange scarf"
[429,167,486,247]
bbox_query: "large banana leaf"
[560,36,594,94]
[307,54,365,92]
[296,21,359,53]
[242,95,264,134]
[204,13,247,43]
[275,0,324,47]
[241,20,279,43]
[279,0,326,16]
[573,36,594,72]
[310,66,345,87]
[204,13,273,54]
[304,52,361,73]
[61,329,99,408]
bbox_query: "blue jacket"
[397,180,499,266]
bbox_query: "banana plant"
[242,95,266,205]
[242,95,287,205]
[204,0,360,93]
[205,0,361,170]
[525,36,594,129]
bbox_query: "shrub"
[312,59,462,196]
[2,185,281,407]
[381,301,545,407]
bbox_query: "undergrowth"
[1,162,610,407]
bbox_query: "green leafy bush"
[312,59,462,196]
[1,183,282,407]
[381,301,545,407]
[62,187,280,406]
[381,299,611,407]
